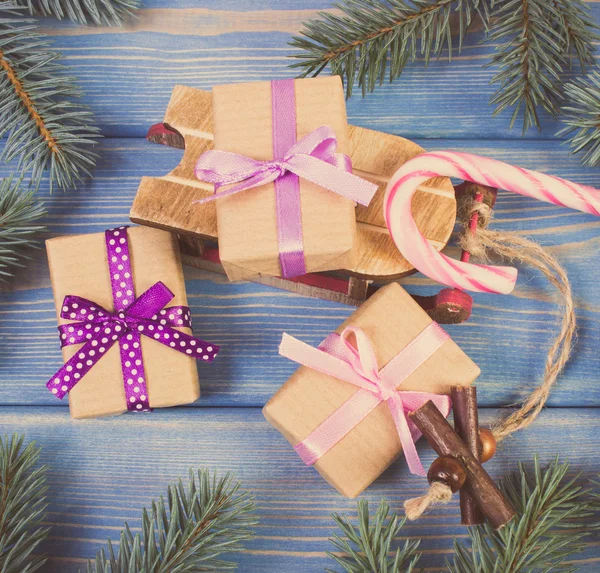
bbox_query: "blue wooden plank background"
[1,1,600,570]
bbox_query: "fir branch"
[448,456,591,573]
[487,0,566,132]
[558,71,600,167]
[87,469,257,573]
[0,434,49,573]
[326,499,421,573]
[289,0,489,98]
[0,176,45,279]
[550,0,597,71]
[487,0,599,133]
[15,0,141,27]
[0,9,100,191]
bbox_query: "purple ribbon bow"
[194,125,376,207]
[47,227,219,412]
[194,79,378,278]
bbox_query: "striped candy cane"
[384,151,600,294]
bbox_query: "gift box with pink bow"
[45,226,219,419]
[263,282,480,498]
[194,76,378,281]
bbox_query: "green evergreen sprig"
[290,0,599,133]
[0,8,100,192]
[449,456,591,572]
[87,470,257,573]
[0,177,45,279]
[487,0,598,133]
[558,70,600,167]
[326,499,421,573]
[0,434,49,573]
[15,0,141,26]
[289,0,489,98]
[328,457,598,573]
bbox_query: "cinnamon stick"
[410,400,515,529]
[451,386,485,525]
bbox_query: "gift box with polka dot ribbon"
[45,226,217,418]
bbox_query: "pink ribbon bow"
[194,125,377,207]
[279,323,452,476]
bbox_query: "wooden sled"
[130,85,486,322]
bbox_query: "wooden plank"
[31,2,600,140]
[130,86,456,280]
[3,138,600,408]
[3,406,598,572]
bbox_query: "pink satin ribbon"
[194,79,378,278]
[279,323,452,476]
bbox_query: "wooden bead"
[427,456,467,493]
[479,428,497,463]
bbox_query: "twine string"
[404,190,576,520]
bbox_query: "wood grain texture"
[131,85,456,279]
[3,138,600,408]
[451,386,485,525]
[2,407,597,572]
[2,2,600,569]
[27,1,600,140]
[410,401,515,529]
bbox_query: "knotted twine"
[404,189,576,520]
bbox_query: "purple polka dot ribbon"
[46,226,219,412]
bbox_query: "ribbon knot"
[270,161,288,178]
[376,383,396,402]
[48,280,219,406]
[195,125,377,208]
[279,322,452,476]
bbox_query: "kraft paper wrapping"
[46,226,200,419]
[263,283,481,498]
[212,76,357,281]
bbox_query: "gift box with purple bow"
[263,283,481,498]
[194,76,378,281]
[45,226,219,419]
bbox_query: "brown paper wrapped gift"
[46,226,200,419]
[263,282,480,498]
[212,76,357,281]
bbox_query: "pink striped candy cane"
[384,151,600,294]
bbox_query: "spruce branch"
[487,0,598,133]
[0,434,49,573]
[87,469,257,573]
[448,456,591,573]
[0,8,100,191]
[0,176,45,279]
[15,0,141,27]
[326,499,421,573]
[289,0,489,98]
[558,71,600,167]
[551,0,597,71]
[290,0,599,136]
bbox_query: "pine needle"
[558,70,600,167]
[0,8,101,192]
[487,0,599,133]
[0,434,49,573]
[448,456,592,573]
[16,0,141,27]
[289,0,489,98]
[290,0,598,135]
[86,469,257,573]
[326,499,421,573]
[326,458,599,573]
[0,176,45,279]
